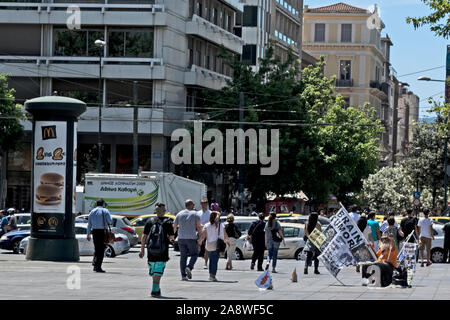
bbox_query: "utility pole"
[391,78,399,167]
[133,81,139,174]
[95,39,106,173]
[239,92,244,215]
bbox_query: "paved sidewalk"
[1,248,448,300]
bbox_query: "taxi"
[430,216,450,224]
[130,213,176,242]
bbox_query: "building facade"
[0,0,245,210]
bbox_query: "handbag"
[271,228,282,242]
[102,209,115,245]
[216,223,226,253]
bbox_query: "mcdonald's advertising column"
[25,96,86,262]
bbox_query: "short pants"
[418,237,432,251]
[148,261,166,277]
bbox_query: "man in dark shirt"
[400,209,418,243]
[139,203,174,297]
[443,221,450,263]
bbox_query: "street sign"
[413,191,421,199]
[413,198,420,206]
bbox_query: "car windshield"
[122,217,132,226]
[17,215,31,224]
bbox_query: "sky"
[303,0,448,118]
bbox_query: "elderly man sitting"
[361,233,398,287]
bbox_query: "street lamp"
[95,39,106,173]
[418,75,448,210]
[417,76,446,82]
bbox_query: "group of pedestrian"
[0,207,17,237]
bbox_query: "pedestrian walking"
[87,198,112,273]
[443,221,450,263]
[224,214,241,270]
[304,212,321,275]
[139,203,174,297]
[173,199,202,281]
[417,209,434,267]
[197,199,211,269]
[247,213,266,271]
[4,208,17,233]
[265,212,285,273]
[349,205,360,223]
[367,211,381,251]
[197,211,230,281]
[0,209,8,236]
[386,217,403,248]
[400,209,418,243]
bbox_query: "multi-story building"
[0,0,245,210]
[238,0,316,70]
[302,3,391,112]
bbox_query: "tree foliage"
[0,74,26,153]
[179,45,383,207]
[406,0,450,38]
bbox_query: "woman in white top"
[198,211,229,281]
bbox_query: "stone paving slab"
[1,248,448,300]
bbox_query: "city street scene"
[1,0,450,305]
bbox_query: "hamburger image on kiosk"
[40,172,64,188]
[35,184,63,205]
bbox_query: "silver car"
[234,222,307,260]
[20,223,130,257]
[78,214,138,247]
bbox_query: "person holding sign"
[304,212,321,275]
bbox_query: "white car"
[20,223,130,257]
[78,214,138,247]
[430,224,446,263]
[234,222,307,260]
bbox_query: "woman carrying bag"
[304,212,321,275]
[198,211,230,281]
[225,214,242,270]
[264,213,285,273]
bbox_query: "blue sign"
[413,191,421,199]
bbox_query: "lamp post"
[418,75,448,210]
[95,39,106,173]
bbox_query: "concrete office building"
[0,0,245,210]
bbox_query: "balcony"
[370,80,382,90]
[184,64,231,91]
[0,55,166,80]
[0,2,166,26]
[186,14,244,54]
[335,79,353,87]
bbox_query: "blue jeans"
[207,250,219,276]
[267,241,281,268]
[178,239,199,277]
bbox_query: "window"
[212,8,218,25]
[340,60,351,80]
[243,6,258,27]
[282,227,300,238]
[54,28,104,57]
[108,28,153,57]
[242,44,257,65]
[341,24,352,42]
[314,23,325,42]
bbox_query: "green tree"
[180,45,383,208]
[404,121,447,208]
[406,0,450,38]
[0,74,26,153]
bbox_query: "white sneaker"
[209,276,218,282]
[185,267,192,279]
[203,265,208,269]
[181,277,189,281]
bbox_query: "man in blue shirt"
[0,210,8,236]
[87,198,112,273]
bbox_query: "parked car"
[15,213,31,230]
[234,222,306,260]
[78,214,138,247]
[0,229,30,253]
[276,215,331,226]
[430,224,446,263]
[130,213,176,242]
[20,223,130,257]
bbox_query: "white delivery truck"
[76,172,207,218]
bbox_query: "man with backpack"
[139,203,174,297]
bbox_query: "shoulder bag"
[216,223,226,253]
[102,209,115,245]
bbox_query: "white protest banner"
[318,236,353,280]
